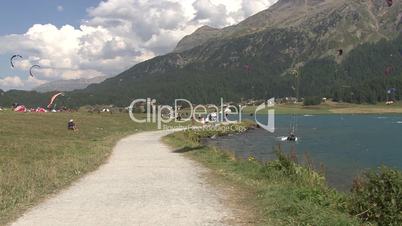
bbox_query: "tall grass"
[0,111,155,225]
[164,128,362,225]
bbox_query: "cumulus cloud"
[0,0,279,90]
[192,0,229,27]
[0,76,24,88]
[0,76,46,90]
[240,0,277,17]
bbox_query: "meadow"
[0,110,156,225]
[1,107,400,225]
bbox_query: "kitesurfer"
[287,132,297,142]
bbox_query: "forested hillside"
[1,0,401,107]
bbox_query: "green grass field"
[1,105,399,225]
[0,111,157,225]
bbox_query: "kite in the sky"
[47,92,64,108]
[29,65,41,77]
[10,55,23,68]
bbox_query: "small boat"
[277,135,298,142]
[278,136,288,141]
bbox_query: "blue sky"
[0,0,277,91]
[0,1,99,35]
[0,0,100,90]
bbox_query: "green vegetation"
[163,128,360,225]
[177,121,256,143]
[2,33,402,108]
[242,101,402,115]
[350,167,402,225]
[303,96,322,106]
[0,111,155,225]
[164,127,402,225]
[302,37,402,104]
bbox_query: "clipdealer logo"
[128,98,275,133]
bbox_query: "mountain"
[2,0,402,107]
[34,76,108,93]
[174,0,400,56]
[174,25,221,53]
[75,0,401,105]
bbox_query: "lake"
[206,115,402,191]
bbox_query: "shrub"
[303,96,322,106]
[349,167,402,225]
[260,150,325,187]
[182,121,255,143]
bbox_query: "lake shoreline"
[164,125,402,225]
[242,101,402,115]
[163,125,363,225]
[208,114,402,192]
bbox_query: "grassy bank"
[0,111,156,225]
[242,101,402,115]
[163,127,362,225]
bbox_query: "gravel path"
[12,130,233,226]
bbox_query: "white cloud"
[57,5,64,12]
[0,76,24,88]
[241,0,277,17]
[0,76,46,90]
[0,0,279,91]
[192,0,229,27]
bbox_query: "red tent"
[14,105,26,112]
[36,108,47,113]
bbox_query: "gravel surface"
[12,130,233,226]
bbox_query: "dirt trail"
[11,130,234,226]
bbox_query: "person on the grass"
[68,119,78,131]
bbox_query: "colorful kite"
[47,92,64,108]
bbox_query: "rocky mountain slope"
[174,0,401,57]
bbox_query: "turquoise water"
[206,115,402,191]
